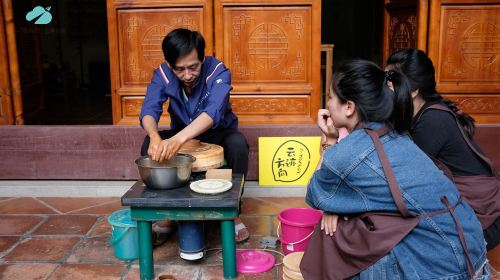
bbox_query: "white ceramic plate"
[190,179,233,194]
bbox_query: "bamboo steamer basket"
[282,252,304,280]
[283,268,304,280]
[179,140,224,172]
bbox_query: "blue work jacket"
[306,123,487,279]
[140,56,238,130]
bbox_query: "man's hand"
[152,136,184,162]
[147,134,162,160]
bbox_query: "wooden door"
[107,0,213,125]
[428,0,500,123]
[0,0,23,124]
[0,0,14,124]
[11,0,44,124]
[382,0,429,63]
[0,0,45,125]
[215,0,321,124]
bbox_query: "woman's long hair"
[332,59,413,133]
[386,49,475,137]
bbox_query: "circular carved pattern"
[142,25,172,67]
[248,23,288,70]
[461,23,500,69]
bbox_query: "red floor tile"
[240,216,273,237]
[3,236,80,262]
[38,197,118,214]
[87,216,112,237]
[72,200,125,215]
[0,215,45,235]
[66,236,123,264]
[48,264,125,280]
[488,245,500,271]
[0,264,58,279]
[0,236,20,253]
[124,265,200,280]
[200,265,278,280]
[33,215,97,235]
[152,234,187,266]
[0,198,57,214]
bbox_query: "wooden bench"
[0,125,498,181]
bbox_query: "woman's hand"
[321,212,339,236]
[317,109,339,143]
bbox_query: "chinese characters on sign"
[259,137,320,186]
[272,140,310,182]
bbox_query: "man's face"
[171,49,202,89]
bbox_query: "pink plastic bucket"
[277,208,322,255]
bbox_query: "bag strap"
[422,104,496,175]
[441,196,475,277]
[359,124,412,218]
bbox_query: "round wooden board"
[179,141,224,172]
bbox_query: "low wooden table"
[121,174,244,280]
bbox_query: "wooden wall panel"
[447,94,500,123]
[107,0,212,125]
[230,95,311,124]
[120,96,169,124]
[436,6,500,93]
[383,0,428,62]
[117,9,204,90]
[223,8,310,91]
[428,0,500,123]
[215,0,321,124]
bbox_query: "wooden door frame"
[0,0,23,124]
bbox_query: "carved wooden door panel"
[215,0,321,124]
[428,0,500,123]
[107,0,213,125]
[382,0,429,63]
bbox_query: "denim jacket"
[306,123,487,279]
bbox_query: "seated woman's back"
[305,58,488,280]
[308,125,486,278]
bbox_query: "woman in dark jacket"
[386,49,500,250]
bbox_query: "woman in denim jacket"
[306,59,489,279]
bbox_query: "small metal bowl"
[135,154,196,190]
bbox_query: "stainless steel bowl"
[135,154,196,189]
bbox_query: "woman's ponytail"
[385,70,413,132]
[386,49,476,138]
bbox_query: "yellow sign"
[258,136,321,186]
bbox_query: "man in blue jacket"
[139,28,249,245]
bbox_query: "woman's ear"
[387,81,394,91]
[345,100,356,117]
[411,89,420,99]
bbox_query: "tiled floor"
[0,196,499,280]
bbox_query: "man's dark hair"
[162,28,205,67]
